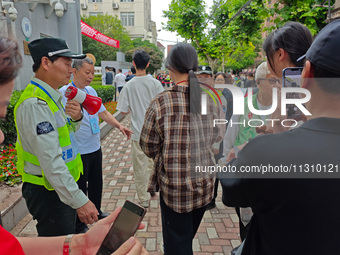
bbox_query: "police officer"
[14,38,98,236]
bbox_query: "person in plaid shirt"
[140,43,225,255]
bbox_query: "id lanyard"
[71,82,100,134]
[31,81,71,125]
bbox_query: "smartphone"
[96,200,147,255]
[282,67,303,119]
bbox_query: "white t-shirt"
[59,83,106,154]
[114,73,126,88]
[116,75,164,141]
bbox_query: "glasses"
[258,78,282,84]
[215,78,225,83]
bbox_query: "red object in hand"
[65,86,102,115]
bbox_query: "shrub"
[91,85,115,103]
[90,81,103,86]
[0,91,23,146]
[93,74,102,82]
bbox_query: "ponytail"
[189,70,201,114]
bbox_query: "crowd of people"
[1,18,340,255]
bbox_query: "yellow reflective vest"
[14,84,83,191]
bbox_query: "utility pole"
[331,0,340,20]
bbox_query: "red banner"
[81,20,120,49]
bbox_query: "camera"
[54,2,64,17]
[7,6,17,21]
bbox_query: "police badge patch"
[36,121,55,135]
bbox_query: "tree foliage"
[81,15,133,66]
[125,39,164,74]
[271,0,335,35]
[163,0,266,71]
[163,0,335,72]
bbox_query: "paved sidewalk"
[15,115,241,255]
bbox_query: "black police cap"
[28,38,86,64]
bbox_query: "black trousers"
[160,194,206,255]
[22,182,76,236]
[76,148,103,231]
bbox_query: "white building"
[0,0,83,90]
[80,0,157,45]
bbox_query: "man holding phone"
[221,20,340,255]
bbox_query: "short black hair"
[32,55,60,73]
[118,68,122,73]
[133,49,150,70]
[131,66,136,74]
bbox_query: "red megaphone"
[65,86,102,115]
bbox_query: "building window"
[121,12,135,26]
[89,0,102,2]
[120,0,134,2]
[89,12,103,16]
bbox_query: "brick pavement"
[16,115,241,255]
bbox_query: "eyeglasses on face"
[258,78,282,84]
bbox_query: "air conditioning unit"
[80,3,87,10]
[112,3,119,9]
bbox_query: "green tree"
[270,0,335,35]
[81,15,133,66]
[125,38,164,74]
[132,38,160,51]
[163,0,335,72]
[163,0,267,71]
[224,41,258,70]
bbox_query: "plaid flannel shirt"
[140,85,225,213]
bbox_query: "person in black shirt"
[221,20,340,255]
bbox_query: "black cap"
[196,65,212,75]
[297,19,340,75]
[28,38,86,64]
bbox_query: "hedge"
[0,91,23,145]
[93,74,102,82]
[91,85,115,103]
[0,85,115,146]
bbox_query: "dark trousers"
[160,194,206,255]
[22,182,76,236]
[118,86,123,93]
[76,148,103,231]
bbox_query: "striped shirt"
[140,85,225,213]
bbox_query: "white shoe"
[139,201,149,208]
[160,240,164,255]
